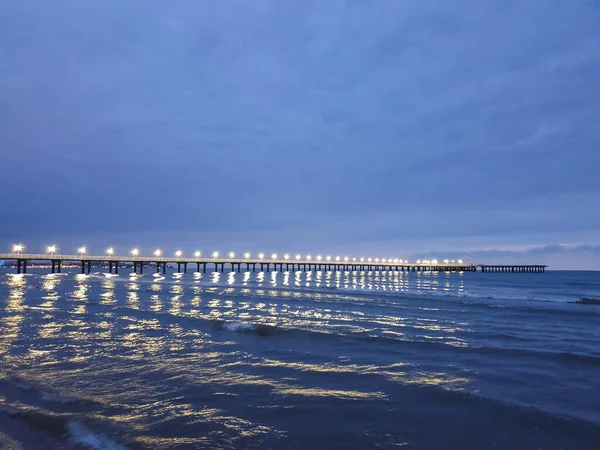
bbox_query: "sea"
[0,267,599,449]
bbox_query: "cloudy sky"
[1,1,599,269]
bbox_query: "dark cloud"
[1,1,599,268]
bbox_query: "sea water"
[1,268,599,449]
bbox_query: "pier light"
[335,256,340,261]
[78,246,87,255]
[344,257,349,262]
[326,256,331,261]
[229,252,235,258]
[307,255,312,260]
[175,250,182,257]
[382,258,387,263]
[451,260,455,263]
[258,253,264,259]
[107,247,114,255]
[444,259,449,264]
[375,258,380,262]
[432,259,438,264]
[352,257,356,262]
[393,259,398,263]
[12,244,24,254]
[244,252,250,259]
[154,249,162,257]
[317,255,322,261]
[360,257,364,262]
[271,253,277,259]
[194,251,201,257]
[212,251,219,258]
[458,259,463,264]
[47,245,57,254]
[284,254,290,260]
[295,254,301,260]
[131,248,139,256]
[368,258,372,262]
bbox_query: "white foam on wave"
[67,421,126,450]
[224,322,256,332]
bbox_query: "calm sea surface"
[1,268,599,449]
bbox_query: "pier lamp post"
[212,252,219,258]
[352,257,356,262]
[360,258,364,262]
[344,257,349,262]
[78,247,87,257]
[295,254,301,260]
[432,259,438,264]
[317,255,322,261]
[326,256,331,261]
[244,253,250,259]
[375,258,380,263]
[175,250,182,257]
[155,250,162,257]
[444,259,449,264]
[258,253,264,259]
[131,248,139,256]
[335,256,340,262]
[229,252,235,259]
[368,258,372,262]
[458,259,463,264]
[194,251,201,258]
[12,244,23,255]
[284,254,289,260]
[271,253,277,260]
[107,248,114,256]
[47,245,57,255]
[307,255,312,261]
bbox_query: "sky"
[1,0,600,269]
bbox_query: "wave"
[1,408,126,450]
[207,317,600,366]
[0,396,128,450]
[68,421,126,450]
[212,320,278,336]
[0,373,101,407]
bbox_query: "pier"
[0,252,546,274]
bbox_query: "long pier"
[0,253,546,274]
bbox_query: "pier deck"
[0,253,547,274]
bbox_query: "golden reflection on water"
[0,275,26,357]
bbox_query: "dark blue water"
[1,268,599,449]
